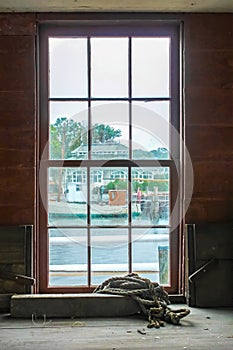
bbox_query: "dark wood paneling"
[191,161,233,197]
[185,87,233,126]
[0,36,35,91]
[0,14,36,35]
[185,198,233,223]
[0,167,34,204]
[186,51,233,89]
[186,126,233,161]
[0,226,33,297]
[0,149,34,167]
[185,14,233,50]
[184,13,233,223]
[0,206,35,226]
[0,91,35,166]
[186,222,233,307]
[0,91,35,123]
[0,15,36,226]
[0,128,35,148]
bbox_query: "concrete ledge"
[10,293,140,318]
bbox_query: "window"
[39,19,181,293]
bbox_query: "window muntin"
[39,22,180,293]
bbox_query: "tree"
[50,118,122,202]
[50,117,86,202]
[50,120,122,159]
[92,124,121,143]
[106,179,127,191]
[151,147,169,159]
[50,117,86,159]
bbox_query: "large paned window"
[38,20,181,293]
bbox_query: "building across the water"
[71,142,129,159]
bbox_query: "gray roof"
[72,143,128,154]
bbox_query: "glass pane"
[132,102,170,159]
[131,167,170,225]
[48,168,87,226]
[132,228,169,285]
[90,167,128,225]
[49,102,88,160]
[49,228,88,286]
[91,38,128,97]
[132,38,170,97]
[91,102,129,159]
[49,38,88,97]
[91,228,128,285]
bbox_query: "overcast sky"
[49,37,170,151]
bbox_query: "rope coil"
[94,273,190,328]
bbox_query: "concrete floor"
[0,306,232,350]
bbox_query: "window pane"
[48,168,87,226]
[132,228,169,285]
[131,167,170,225]
[90,167,128,225]
[132,38,170,97]
[49,38,88,97]
[132,102,170,159]
[91,228,128,285]
[49,102,88,160]
[91,102,129,159]
[49,228,88,286]
[91,38,128,97]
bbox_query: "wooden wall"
[0,14,36,225]
[184,14,233,223]
[0,13,232,228]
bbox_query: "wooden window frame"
[38,17,182,294]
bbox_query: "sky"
[48,37,171,151]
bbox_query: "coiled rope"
[94,273,190,328]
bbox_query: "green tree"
[50,118,122,201]
[92,124,121,143]
[50,117,86,202]
[113,179,127,190]
[50,117,86,159]
[50,120,122,160]
[151,147,169,159]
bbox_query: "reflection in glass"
[132,102,170,159]
[91,228,128,285]
[49,228,88,286]
[91,38,128,97]
[49,102,88,160]
[132,228,169,284]
[90,167,128,225]
[132,37,170,97]
[131,167,170,225]
[49,38,88,97]
[48,168,87,226]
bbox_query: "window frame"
[38,18,182,294]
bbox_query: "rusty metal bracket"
[188,258,216,283]
[0,269,35,286]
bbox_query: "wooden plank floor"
[0,306,232,350]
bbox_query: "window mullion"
[128,37,133,274]
[128,36,132,160]
[87,37,92,286]
[87,166,91,287]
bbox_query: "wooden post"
[158,246,169,285]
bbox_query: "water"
[48,216,169,286]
